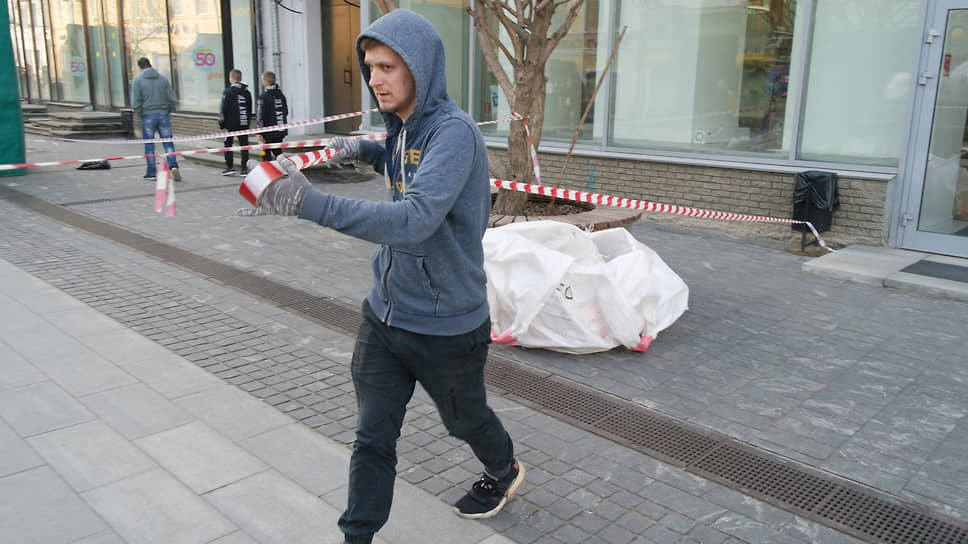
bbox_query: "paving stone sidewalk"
[2,135,967,543]
[0,256,513,544]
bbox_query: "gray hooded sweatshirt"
[131,67,177,116]
[298,9,491,336]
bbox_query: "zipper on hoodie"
[381,129,407,326]
[381,249,392,324]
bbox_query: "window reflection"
[476,0,605,144]
[123,0,171,87]
[168,0,224,113]
[610,0,798,157]
[799,0,921,165]
[32,0,52,101]
[48,0,89,103]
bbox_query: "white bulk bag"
[483,221,689,354]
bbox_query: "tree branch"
[480,0,530,44]
[542,0,584,59]
[467,3,516,102]
[372,0,397,15]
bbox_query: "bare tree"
[372,0,397,15]
[468,0,585,215]
[371,1,586,215]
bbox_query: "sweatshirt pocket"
[388,249,440,315]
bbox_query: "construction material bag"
[483,221,688,354]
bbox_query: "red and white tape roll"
[238,148,339,205]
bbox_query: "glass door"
[899,0,968,257]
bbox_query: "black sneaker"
[454,461,525,519]
[221,168,235,176]
[143,174,156,181]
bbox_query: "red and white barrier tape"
[238,148,338,205]
[1,114,527,172]
[236,147,832,251]
[154,160,176,217]
[488,178,834,251]
[63,108,380,145]
[511,111,542,185]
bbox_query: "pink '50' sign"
[193,49,217,71]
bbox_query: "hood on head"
[356,9,448,127]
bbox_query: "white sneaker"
[171,167,182,182]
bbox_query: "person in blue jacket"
[236,9,523,543]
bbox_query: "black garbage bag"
[77,160,111,170]
[792,170,839,233]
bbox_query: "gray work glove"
[236,156,310,216]
[325,136,360,166]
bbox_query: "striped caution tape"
[0,114,527,172]
[154,159,176,217]
[511,111,542,185]
[236,147,833,252]
[61,108,380,145]
[488,178,835,252]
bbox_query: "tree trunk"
[492,67,546,216]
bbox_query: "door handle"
[344,69,352,85]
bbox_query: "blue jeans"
[339,301,514,542]
[141,112,177,176]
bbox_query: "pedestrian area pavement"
[0,257,511,544]
[2,134,968,543]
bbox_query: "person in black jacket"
[218,69,252,175]
[257,71,288,161]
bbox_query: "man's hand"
[325,136,360,166]
[236,156,310,216]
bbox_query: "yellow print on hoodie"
[386,147,421,192]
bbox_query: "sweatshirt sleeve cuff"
[298,187,329,224]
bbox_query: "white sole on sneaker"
[454,462,526,520]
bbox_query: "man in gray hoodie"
[236,9,522,543]
[131,58,180,181]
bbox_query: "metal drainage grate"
[513,376,626,428]
[600,407,722,467]
[690,442,838,514]
[482,355,547,395]
[284,297,363,336]
[6,185,968,544]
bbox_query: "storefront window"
[9,0,28,98]
[229,0,254,91]
[101,1,126,107]
[86,1,111,108]
[475,0,606,144]
[609,0,799,157]
[48,0,88,103]
[798,0,922,166]
[123,0,171,92]
[169,0,223,113]
[31,0,52,101]
[365,0,470,127]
